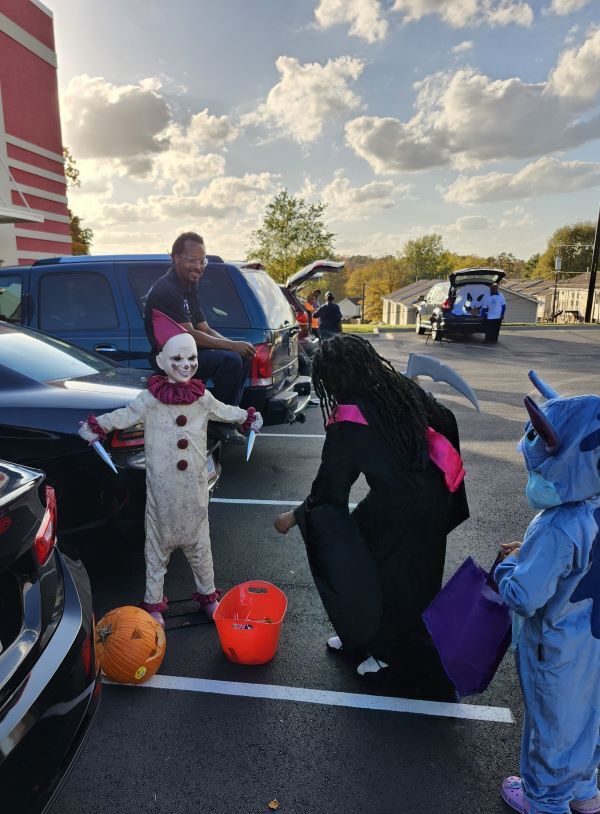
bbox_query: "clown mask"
[156,332,198,383]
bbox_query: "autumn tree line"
[246,190,598,323]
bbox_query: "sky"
[48,0,600,261]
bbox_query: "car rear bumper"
[0,550,101,814]
[438,315,487,334]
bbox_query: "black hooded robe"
[294,392,469,696]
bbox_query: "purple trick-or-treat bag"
[422,555,512,697]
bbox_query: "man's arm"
[179,321,256,357]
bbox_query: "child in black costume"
[274,334,469,699]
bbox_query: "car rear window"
[243,271,294,328]
[0,326,111,382]
[129,264,250,329]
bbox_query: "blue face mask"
[526,470,562,509]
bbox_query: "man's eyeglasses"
[179,254,208,269]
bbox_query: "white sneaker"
[326,635,343,651]
[356,655,389,676]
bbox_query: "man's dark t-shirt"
[314,301,342,333]
[144,267,205,352]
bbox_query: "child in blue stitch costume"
[496,370,600,814]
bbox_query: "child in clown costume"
[79,309,263,627]
[496,371,600,814]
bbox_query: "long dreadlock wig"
[312,334,429,467]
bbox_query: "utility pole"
[552,253,560,322]
[361,282,366,323]
[585,203,600,323]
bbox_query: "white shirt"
[483,291,506,320]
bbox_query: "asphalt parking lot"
[54,327,600,814]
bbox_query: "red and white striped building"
[0,0,71,266]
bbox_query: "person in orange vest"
[305,289,321,340]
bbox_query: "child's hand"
[78,421,100,443]
[249,411,263,432]
[500,541,522,560]
[274,511,296,535]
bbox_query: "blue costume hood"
[519,372,600,506]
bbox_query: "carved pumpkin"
[95,606,166,684]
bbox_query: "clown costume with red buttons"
[78,309,263,627]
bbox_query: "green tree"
[246,189,335,283]
[398,234,452,281]
[63,146,93,256]
[533,221,595,279]
[524,253,540,278]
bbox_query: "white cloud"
[244,56,364,143]
[443,157,600,203]
[345,28,600,173]
[454,214,492,230]
[391,0,534,28]
[184,108,241,146]
[62,75,242,193]
[548,27,600,106]
[61,75,171,175]
[320,171,411,220]
[499,206,536,228]
[452,40,475,52]
[543,0,592,15]
[75,172,282,256]
[314,0,388,42]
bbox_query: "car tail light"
[441,298,452,311]
[250,342,274,386]
[296,310,308,324]
[34,485,57,565]
[110,423,144,448]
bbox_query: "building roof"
[339,296,362,306]
[556,272,600,290]
[382,278,443,305]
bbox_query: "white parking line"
[260,433,325,439]
[210,498,358,507]
[103,674,513,723]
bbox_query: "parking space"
[54,328,600,814]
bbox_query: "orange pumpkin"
[95,606,166,684]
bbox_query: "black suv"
[0,255,311,425]
[415,268,506,341]
[0,459,100,813]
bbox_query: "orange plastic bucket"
[213,580,287,665]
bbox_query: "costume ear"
[524,396,561,454]
[528,370,560,400]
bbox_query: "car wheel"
[415,315,426,335]
[431,321,443,342]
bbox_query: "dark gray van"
[0,255,311,425]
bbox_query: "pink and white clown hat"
[152,309,191,349]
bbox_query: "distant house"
[338,296,362,320]
[502,278,554,321]
[381,277,540,325]
[381,279,442,326]
[553,272,600,323]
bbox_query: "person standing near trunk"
[481,282,506,344]
[314,291,342,340]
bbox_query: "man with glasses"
[144,232,256,444]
